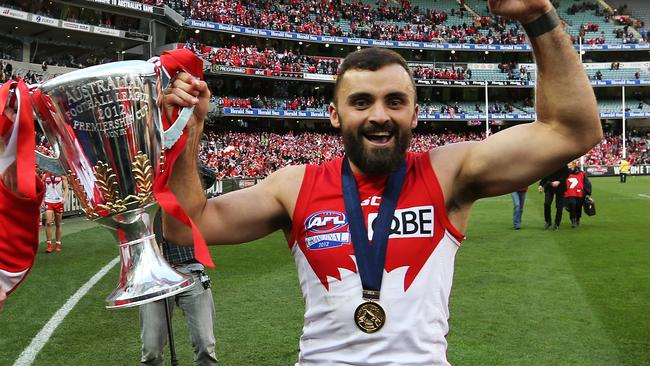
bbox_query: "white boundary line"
[13,257,120,366]
[639,194,650,199]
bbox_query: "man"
[163,0,602,363]
[511,186,528,230]
[564,161,591,228]
[619,158,629,182]
[139,166,218,366]
[42,172,68,252]
[538,164,570,230]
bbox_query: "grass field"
[1,176,649,366]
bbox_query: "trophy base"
[104,233,195,309]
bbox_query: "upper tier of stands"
[164,0,646,45]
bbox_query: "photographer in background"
[139,165,218,366]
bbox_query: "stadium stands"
[168,0,646,44]
[199,130,649,178]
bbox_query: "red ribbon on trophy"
[0,80,45,295]
[151,49,215,268]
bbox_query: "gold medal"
[354,301,386,333]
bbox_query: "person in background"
[511,186,528,230]
[564,161,591,228]
[619,158,629,182]
[42,173,68,252]
[539,164,570,230]
[139,165,218,366]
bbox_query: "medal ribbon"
[341,157,406,301]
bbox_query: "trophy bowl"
[33,60,195,309]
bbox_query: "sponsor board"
[62,21,91,32]
[32,14,58,26]
[94,26,121,37]
[222,108,647,121]
[303,73,335,81]
[185,19,650,52]
[87,0,163,14]
[212,65,246,74]
[586,164,650,176]
[0,6,28,20]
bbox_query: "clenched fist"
[488,0,554,24]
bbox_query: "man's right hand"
[163,72,211,132]
[538,185,544,193]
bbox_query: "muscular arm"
[161,74,302,246]
[436,1,602,209]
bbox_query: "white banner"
[303,73,335,81]
[468,63,498,70]
[31,14,58,26]
[93,26,121,36]
[0,6,28,20]
[62,21,91,32]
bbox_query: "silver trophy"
[33,60,196,309]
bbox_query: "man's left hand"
[488,0,554,24]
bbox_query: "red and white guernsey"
[564,171,585,198]
[43,173,64,203]
[290,152,464,365]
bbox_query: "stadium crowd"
[186,41,472,80]
[584,132,649,166]
[199,130,648,179]
[215,95,328,110]
[169,0,530,45]
[187,42,341,75]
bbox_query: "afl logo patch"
[304,211,350,250]
[305,211,347,233]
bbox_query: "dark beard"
[342,121,411,176]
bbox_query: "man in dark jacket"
[538,165,570,230]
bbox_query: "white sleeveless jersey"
[290,153,463,365]
[43,174,64,203]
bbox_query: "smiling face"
[329,64,418,176]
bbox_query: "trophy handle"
[150,56,196,150]
[161,104,193,150]
[28,85,66,176]
[35,150,65,176]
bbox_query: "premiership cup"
[32,60,196,309]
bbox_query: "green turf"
[1,176,648,365]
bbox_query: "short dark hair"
[333,48,416,105]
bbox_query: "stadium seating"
[198,130,648,178]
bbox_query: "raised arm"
[437,0,602,205]
[161,74,300,246]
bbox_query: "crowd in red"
[198,130,648,179]
[170,0,528,45]
[583,132,649,166]
[188,42,341,75]
[186,41,472,80]
[199,130,486,178]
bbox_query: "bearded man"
[161,0,603,363]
